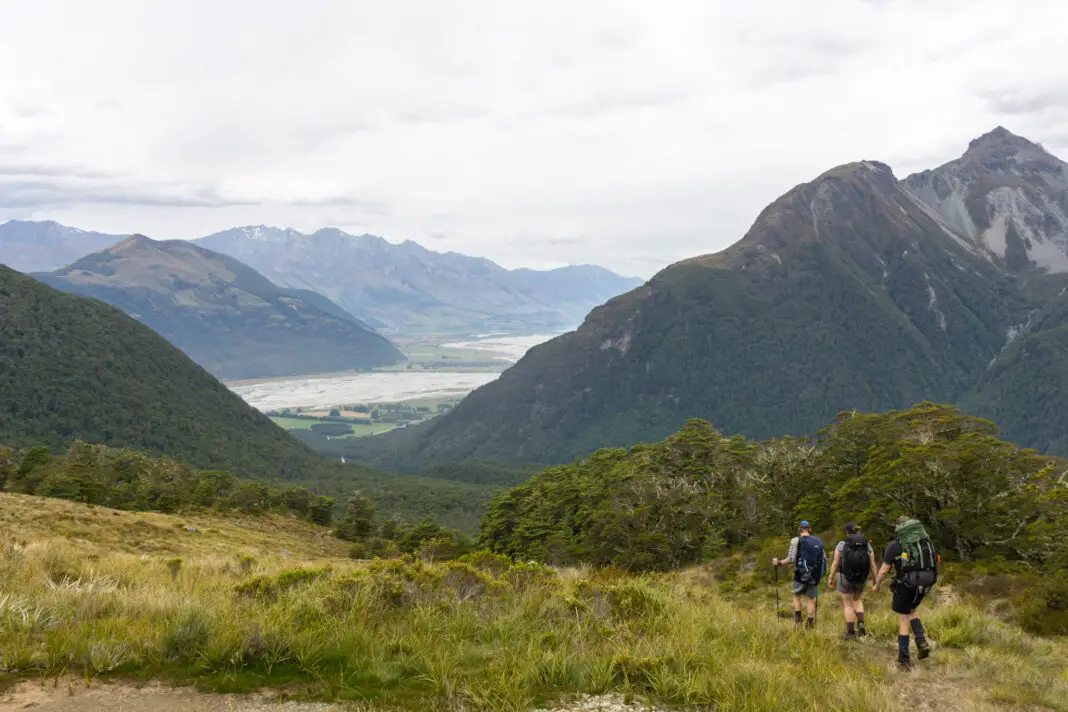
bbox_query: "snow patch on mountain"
[924,273,948,332]
[988,310,1038,367]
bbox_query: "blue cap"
[800,520,810,527]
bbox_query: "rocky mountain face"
[349,128,1068,469]
[197,227,643,335]
[35,236,405,380]
[903,127,1068,273]
[0,220,124,272]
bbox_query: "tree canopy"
[479,403,1068,573]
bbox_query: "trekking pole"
[774,564,781,622]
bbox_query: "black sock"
[857,612,866,625]
[910,618,926,642]
[898,635,911,663]
[806,617,814,629]
[795,610,802,624]
[847,621,856,634]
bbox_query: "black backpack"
[841,533,871,584]
[794,535,826,586]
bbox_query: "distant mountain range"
[34,236,405,380]
[342,127,1068,470]
[0,220,643,338]
[197,227,643,335]
[0,220,124,273]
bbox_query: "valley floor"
[1,494,1065,712]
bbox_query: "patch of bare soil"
[0,681,349,712]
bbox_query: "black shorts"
[891,583,929,615]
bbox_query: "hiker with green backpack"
[826,522,878,639]
[873,516,938,669]
[772,521,826,629]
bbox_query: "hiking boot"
[842,631,857,641]
[857,622,867,637]
[897,658,912,672]
[916,639,931,660]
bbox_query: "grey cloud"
[0,164,114,179]
[0,176,255,209]
[280,193,389,214]
[741,49,858,88]
[538,236,583,246]
[731,22,873,86]
[522,86,693,123]
[11,103,44,119]
[980,87,1068,116]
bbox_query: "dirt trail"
[0,675,1003,712]
[0,681,347,712]
[0,684,672,712]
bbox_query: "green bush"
[1018,575,1068,635]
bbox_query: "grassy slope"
[0,492,350,559]
[1,494,1065,711]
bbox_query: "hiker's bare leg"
[793,595,802,613]
[898,613,911,635]
[807,597,816,619]
[842,593,857,623]
[854,596,865,615]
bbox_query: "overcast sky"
[1,0,1066,277]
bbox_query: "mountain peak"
[903,128,1068,272]
[964,126,1048,160]
[111,234,155,251]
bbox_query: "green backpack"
[896,519,938,588]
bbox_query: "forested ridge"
[0,264,320,477]
[480,403,1068,578]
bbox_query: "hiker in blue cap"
[772,521,826,629]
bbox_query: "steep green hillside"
[36,235,404,380]
[963,284,1068,456]
[0,264,329,477]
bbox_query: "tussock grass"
[0,492,349,560]
[1,494,1066,711]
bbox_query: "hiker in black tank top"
[873,515,936,670]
